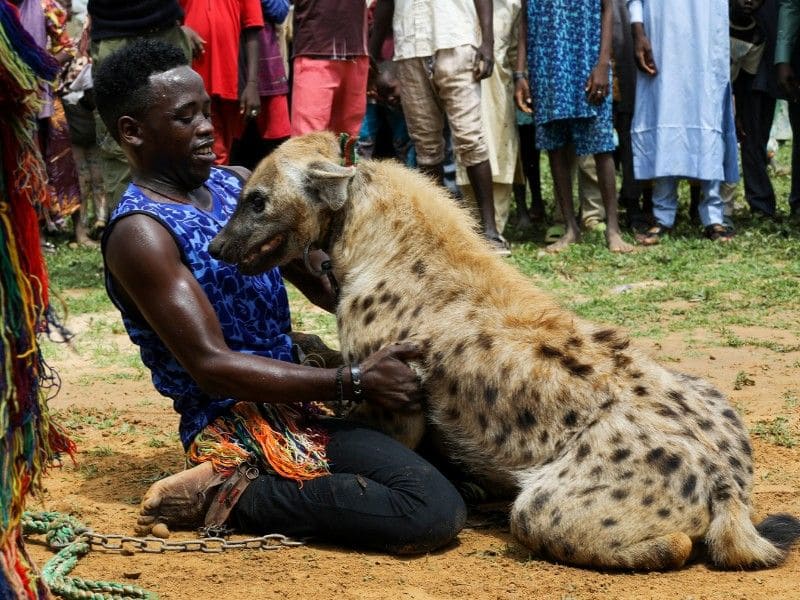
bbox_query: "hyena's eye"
[246,190,267,213]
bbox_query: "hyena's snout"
[207,232,227,261]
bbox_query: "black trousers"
[231,419,467,555]
[739,89,778,216]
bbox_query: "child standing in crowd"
[515,0,633,253]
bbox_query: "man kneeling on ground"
[94,38,466,554]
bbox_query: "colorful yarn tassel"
[1,3,69,597]
[189,402,329,482]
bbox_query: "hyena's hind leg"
[346,403,427,448]
[509,445,705,570]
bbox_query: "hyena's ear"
[304,160,356,211]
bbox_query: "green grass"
[734,371,756,391]
[502,143,800,339]
[46,244,106,289]
[751,416,798,448]
[43,144,800,349]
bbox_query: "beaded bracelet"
[512,70,528,83]
[349,364,363,403]
[334,365,345,405]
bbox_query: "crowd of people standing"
[11,0,800,257]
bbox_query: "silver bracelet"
[349,364,363,403]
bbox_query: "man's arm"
[473,0,494,80]
[777,0,800,100]
[241,26,262,117]
[513,0,532,113]
[585,0,613,104]
[279,250,337,313]
[104,216,423,410]
[628,0,657,75]
[369,0,394,62]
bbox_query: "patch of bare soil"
[25,316,800,600]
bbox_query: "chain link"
[83,531,305,555]
[24,510,304,600]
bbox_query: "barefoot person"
[514,0,634,253]
[93,39,466,554]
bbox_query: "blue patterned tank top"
[102,167,294,450]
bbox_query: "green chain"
[21,511,158,600]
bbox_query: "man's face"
[734,0,764,15]
[137,66,215,189]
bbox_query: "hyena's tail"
[706,479,800,568]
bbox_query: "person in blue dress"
[628,0,739,244]
[93,38,466,554]
[515,0,634,253]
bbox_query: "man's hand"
[514,77,533,114]
[360,342,425,412]
[181,25,206,59]
[473,42,495,81]
[585,63,610,105]
[240,81,261,119]
[778,63,800,102]
[632,24,657,76]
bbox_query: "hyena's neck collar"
[303,205,348,300]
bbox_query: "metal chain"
[22,510,305,600]
[82,531,305,554]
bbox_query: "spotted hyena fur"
[210,132,800,570]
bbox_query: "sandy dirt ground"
[24,307,800,600]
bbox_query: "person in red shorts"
[290,0,370,138]
[180,0,263,165]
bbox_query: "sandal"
[634,224,670,246]
[704,223,735,242]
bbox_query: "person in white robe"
[628,0,739,243]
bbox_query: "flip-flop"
[704,224,735,242]
[634,224,670,246]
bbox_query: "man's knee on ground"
[386,479,467,555]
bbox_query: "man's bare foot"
[545,231,579,253]
[606,232,636,253]
[135,461,226,537]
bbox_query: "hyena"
[209,132,800,570]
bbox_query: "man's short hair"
[93,39,188,142]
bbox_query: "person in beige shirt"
[370,0,511,255]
